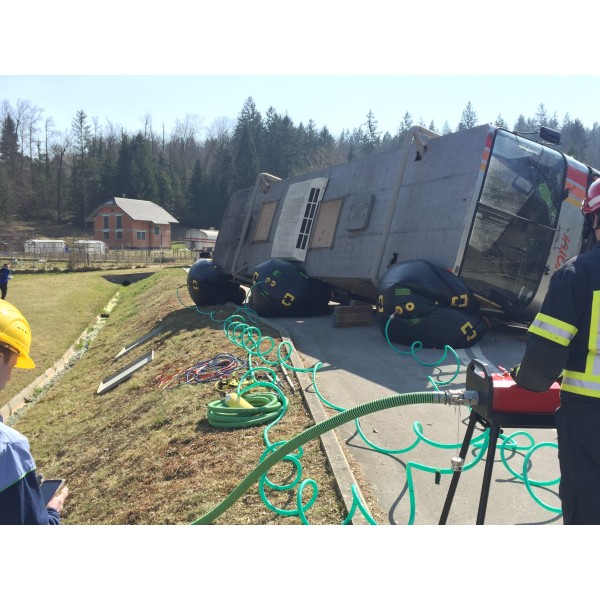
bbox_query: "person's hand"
[509,364,520,381]
[47,486,69,513]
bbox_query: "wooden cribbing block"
[332,305,373,328]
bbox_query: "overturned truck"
[188,124,599,348]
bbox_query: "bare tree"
[51,131,72,220]
[92,116,101,140]
[14,99,42,158]
[173,113,203,169]
[30,107,43,156]
[140,112,153,138]
[42,116,56,205]
[104,120,120,149]
[204,116,233,168]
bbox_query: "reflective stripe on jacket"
[562,290,600,397]
[515,242,600,397]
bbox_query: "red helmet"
[582,178,600,214]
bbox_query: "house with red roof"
[87,197,179,249]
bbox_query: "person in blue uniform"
[513,177,600,524]
[0,263,11,299]
[0,299,69,524]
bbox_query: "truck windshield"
[459,130,566,312]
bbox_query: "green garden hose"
[206,392,283,429]
[176,286,561,523]
[192,389,457,524]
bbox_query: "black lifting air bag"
[376,260,487,348]
[250,258,332,317]
[187,259,245,306]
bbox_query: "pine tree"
[364,110,380,156]
[233,97,263,161]
[186,158,207,226]
[0,115,19,168]
[70,110,93,225]
[129,133,159,200]
[233,123,259,189]
[562,118,588,160]
[457,102,478,130]
[114,133,134,198]
[0,115,20,202]
[585,122,600,167]
[157,163,176,215]
[396,112,413,145]
[0,165,12,219]
[534,103,550,128]
[263,107,296,177]
[513,115,528,133]
[494,114,508,128]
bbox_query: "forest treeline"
[1,97,599,231]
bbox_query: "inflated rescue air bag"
[250,258,332,317]
[187,259,245,306]
[377,260,486,348]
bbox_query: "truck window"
[459,130,566,311]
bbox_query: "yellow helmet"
[0,299,35,369]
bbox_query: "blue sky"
[3,74,600,140]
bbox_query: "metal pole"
[439,411,478,524]
[476,424,501,525]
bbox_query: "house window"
[137,231,146,240]
[116,230,122,240]
[103,215,109,229]
[116,215,122,229]
[103,230,109,240]
[154,226,160,235]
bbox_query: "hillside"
[7,218,90,240]
[8,267,356,525]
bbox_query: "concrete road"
[266,312,562,526]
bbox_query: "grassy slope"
[11,267,349,525]
[2,269,144,401]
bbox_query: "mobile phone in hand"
[40,479,65,506]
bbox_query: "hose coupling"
[443,389,479,406]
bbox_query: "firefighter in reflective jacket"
[513,177,600,524]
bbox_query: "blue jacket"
[0,266,10,285]
[0,422,60,524]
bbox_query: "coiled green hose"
[192,389,451,524]
[206,392,283,428]
[177,284,561,523]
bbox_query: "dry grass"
[10,267,348,525]
[1,267,159,401]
